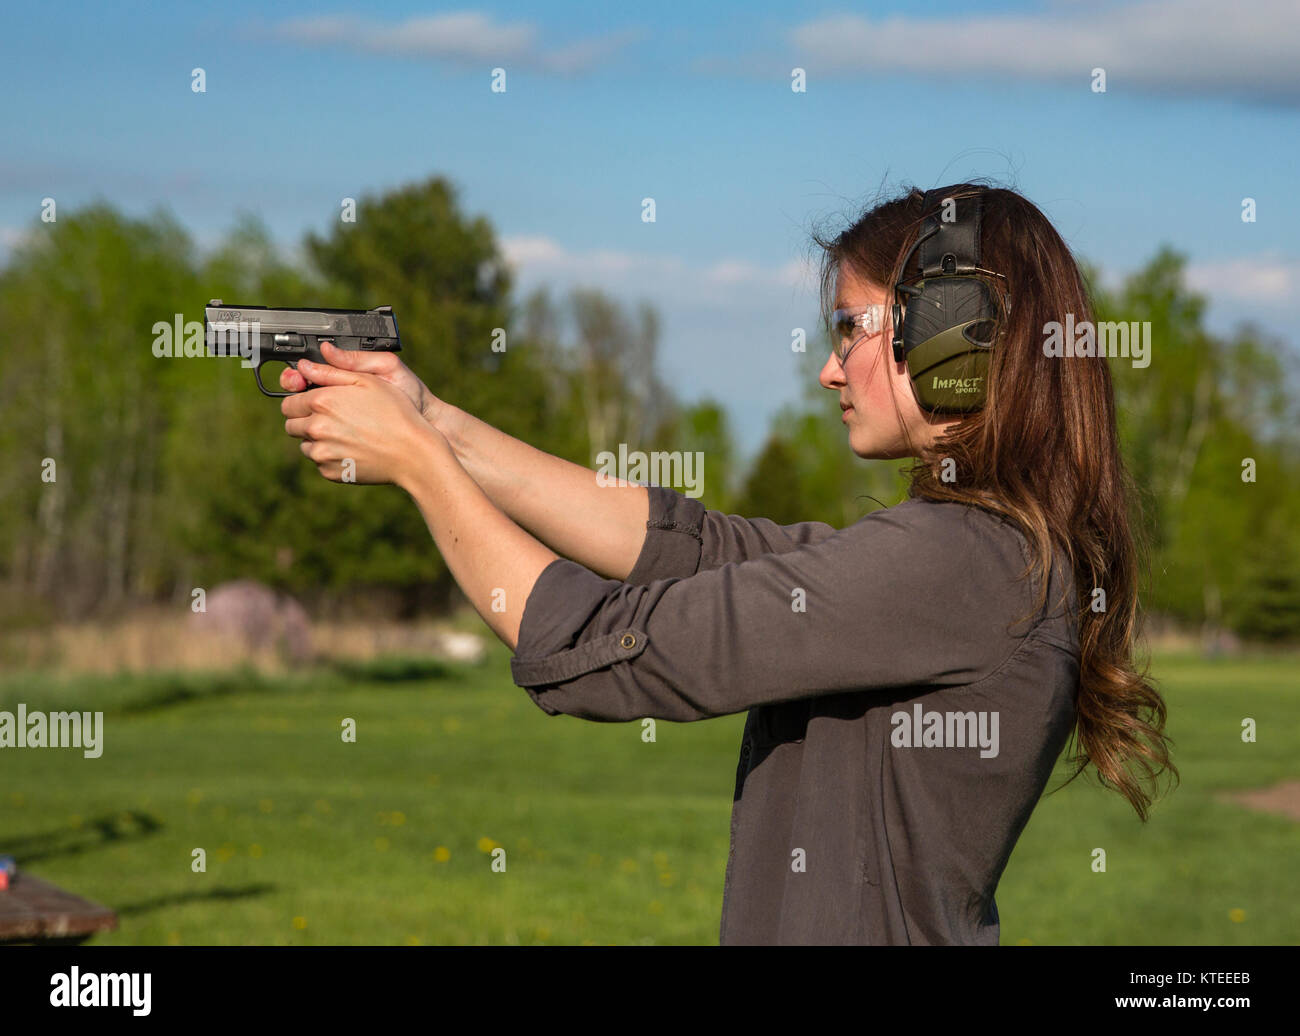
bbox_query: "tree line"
[1,177,1296,643]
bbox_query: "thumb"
[296,356,364,387]
[319,339,393,374]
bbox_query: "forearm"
[399,424,559,650]
[430,403,650,580]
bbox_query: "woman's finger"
[280,366,308,391]
[319,340,399,374]
[284,416,314,440]
[297,356,365,388]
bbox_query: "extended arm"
[281,363,1041,712]
[289,348,842,584]
[290,348,649,580]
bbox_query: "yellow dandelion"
[477,836,500,853]
[652,851,669,869]
[292,916,307,930]
[167,931,182,946]
[442,717,461,733]
[433,846,451,862]
[186,789,202,807]
[658,872,674,887]
[648,900,664,915]
[619,858,639,873]
[315,799,332,814]
[258,799,274,813]
[404,935,421,946]
[1229,908,1246,923]
[375,837,390,852]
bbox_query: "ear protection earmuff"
[890,186,1010,413]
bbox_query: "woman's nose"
[819,353,844,390]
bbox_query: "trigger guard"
[254,358,294,398]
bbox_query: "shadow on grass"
[6,809,163,865]
[117,656,463,713]
[116,883,277,917]
[2,656,471,718]
[323,655,464,684]
[120,669,275,715]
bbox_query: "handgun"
[204,300,401,397]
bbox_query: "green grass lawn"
[2,646,1296,945]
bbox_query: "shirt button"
[620,633,637,649]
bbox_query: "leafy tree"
[733,435,805,526]
[0,204,199,620]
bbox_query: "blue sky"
[3,0,1298,452]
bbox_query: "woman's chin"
[850,433,905,460]
[850,437,883,459]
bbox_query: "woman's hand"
[281,361,449,487]
[279,341,446,425]
[281,354,560,650]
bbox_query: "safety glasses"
[830,304,888,366]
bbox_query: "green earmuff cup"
[899,275,999,413]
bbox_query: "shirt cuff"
[510,558,651,711]
[625,485,706,584]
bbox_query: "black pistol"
[204,300,401,397]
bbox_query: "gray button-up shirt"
[510,485,1080,944]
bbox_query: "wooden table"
[0,873,118,944]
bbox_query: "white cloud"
[499,235,827,452]
[500,235,817,296]
[0,226,32,263]
[1185,254,1300,303]
[789,0,1300,105]
[269,12,644,74]
[500,235,567,266]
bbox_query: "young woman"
[278,182,1176,945]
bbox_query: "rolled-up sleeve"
[511,497,1039,722]
[626,486,842,585]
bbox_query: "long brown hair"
[813,180,1177,820]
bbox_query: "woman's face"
[819,265,957,459]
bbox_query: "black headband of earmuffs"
[889,186,1009,413]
